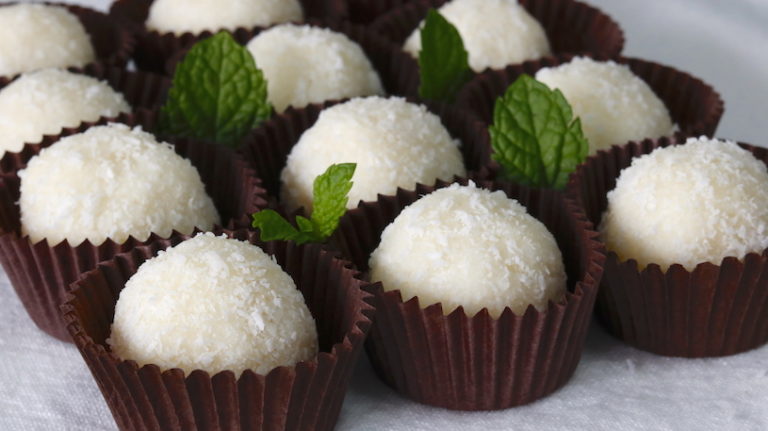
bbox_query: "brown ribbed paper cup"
[340,0,419,24]
[567,137,768,357]
[60,230,376,431]
[238,99,491,209]
[0,2,133,82]
[0,110,269,342]
[457,54,725,136]
[333,178,605,410]
[371,0,624,67]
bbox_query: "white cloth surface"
[1,0,767,430]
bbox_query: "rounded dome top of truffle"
[109,232,318,376]
[246,24,384,113]
[280,97,466,212]
[599,137,768,271]
[535,57,674,153]
[19,123,220,246]
[0,4,95,76]
[369,182,566,317]
[146,0,303,35]
[0,69,130,155]
[403,0,550,72]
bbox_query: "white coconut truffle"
[403,0,550,72]
[281,97,465,211]
[535,57,674,153]
[0,4,95,76]
[109,233,318,376]
[600,138,768,271]
[246,24,384,113]
[19,123,220,246]
[369,182,566,317]
[146,0,303,35]
[0,69,130,156]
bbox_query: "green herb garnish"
[418,9,472,102]
[489,74,588,189]
[158,32,272,147]
[251,163,356,244]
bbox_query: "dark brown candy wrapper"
[333,178,605,410]
[0,109,268,341]
[60,230,376,431]
[567,136,768,357]
[0,2,133,83]
[371,0,624,67]
[238,99,491,211]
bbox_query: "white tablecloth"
[1,0,767,430]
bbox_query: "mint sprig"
[158,31,272,147]
[489,74,588,189]
[418,9,472,102]
[251,163,356,244]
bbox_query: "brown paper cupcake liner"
[457,54,725,135]
[237,98,491,212]
[60,229,376,431]
[0,2,133,84]
[341,0,419,25]
[567,137,768,357]
[371,0,624,72]
[0,109,269,342]
[332,178,605,410]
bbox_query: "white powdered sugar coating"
[19,124,220,246]
[108,233,318,376]
[0,4,95,76]
[0,69,130,156]
[535,57,674,153]
[280,97,466,212]
[600,137,768,271]
[369,182,566,317]
[246,24,384,113]
[403,0,550,72]
[146,0,303,35]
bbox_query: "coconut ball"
[535,57,674,153]
[0,4,95,76]
[0,69,130,156]
[246,24,384,113]
[403,0,550,72]
[19,123,220,246]
[600,138,768,271]
[281,97,465,212]
[369,182,566,317]
[146,0,303,35]
[109,233,318,376]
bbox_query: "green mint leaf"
[251,209,301,242]
[418,9,472,102]
[310,163,356,238]
[489,74,589,189]
[250,163,356,244]
[159,31,272,147]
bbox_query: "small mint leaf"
[489,74,589,189]
[159,31,272,147]
[251,209,301,242]
[418,9,472,102]
[311,163,356,238]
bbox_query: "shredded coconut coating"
[146,0,303,35]
[403,0,550,72]
[246,24,384,113]
[19,124,220,246]
[0,4,95,76]
[535,57,674,153]
[0,69,130,156]
[369,182,566,317]
[281,97,466,212]
[109,233,318,376]
[600,137,768,271]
